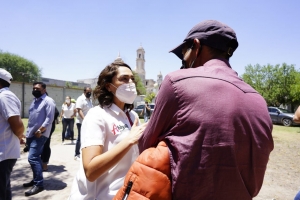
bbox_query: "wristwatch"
[37,129,42,134]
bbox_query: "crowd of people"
[0,19,299,200]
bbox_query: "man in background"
[23,82,55,197]
[74,87,93,160]
[0,68,24,200]
[140,101,151,122]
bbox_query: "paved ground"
[11,141,79,200]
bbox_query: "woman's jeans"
[62,118,75,141]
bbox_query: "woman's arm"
[82,118,147,182]
[60,106,64,121]
[293,106,300,123]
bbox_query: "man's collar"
[0,87,9,93]
[34,93,47,101]
[203,58,232,69]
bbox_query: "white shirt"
[69,104,140,200]
[62,103,76,118]
[76,94,93,124]
[0,87,21,162]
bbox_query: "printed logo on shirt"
[111,123,129,135]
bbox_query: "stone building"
[78,45,163,94]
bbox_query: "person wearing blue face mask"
[69,61,147,200]
[23,82,55,197]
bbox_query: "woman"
[60,96,76,144]
[69,61,147,200]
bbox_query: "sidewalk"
[11,141,79,200]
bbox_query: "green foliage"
[133,71,146,95]
[144,92,156,103]
[242,63,300,107]
[0,51,42,82]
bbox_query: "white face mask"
[66,99,70,104]
[110,83,137,104]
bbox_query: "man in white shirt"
[0,69,24,200]
[74,87,93,160]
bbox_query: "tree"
[0,51,42,82]
[242,63,300,109]
[144,92,156,103]
[133,71,146,95]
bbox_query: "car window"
[136,105,144,109]
[278,108,289,113]
[150,105,155,109]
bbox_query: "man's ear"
[193,38,201,56]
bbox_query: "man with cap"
[138,20,274,199]
[0,68,25,200]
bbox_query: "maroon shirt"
[138,59,274,200]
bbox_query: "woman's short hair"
[93,61,134,110]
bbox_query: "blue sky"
[1,0,299,82]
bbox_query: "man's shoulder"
[44,96,55,105]
[0,90,20,103]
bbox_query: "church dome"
[114,52,124,62]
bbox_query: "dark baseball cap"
[170,20,238,60]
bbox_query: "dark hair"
[83,86,91,92]
[33,81,46,89]
[0,78,10,88]
[93,61,134,110]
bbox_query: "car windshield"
[278,108,290,113]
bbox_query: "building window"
[146,81,148,86]
[139,54,141,58]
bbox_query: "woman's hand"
[126,118,148,145]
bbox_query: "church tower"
[157,71,163,87]
[135,45,146,84]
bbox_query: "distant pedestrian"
[74,87,93,160]
[23,82,55,197]
[60,96,76,144]
[140,101,151,122]
[41,104,59,171]
[0,68,25,200]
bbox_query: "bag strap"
[125,111,133,126]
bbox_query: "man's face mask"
[32,90,43,98]
[85,92,91,98]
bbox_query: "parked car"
[133,104,155,119]
[268,107,298,127]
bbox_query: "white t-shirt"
[76,94,93,124]
[69,104,140,200]
[0,87,21,162]
[62,103,76,118]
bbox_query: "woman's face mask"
[65,99,70,104]
[110,82,137,104]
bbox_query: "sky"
[1,0,299,82]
